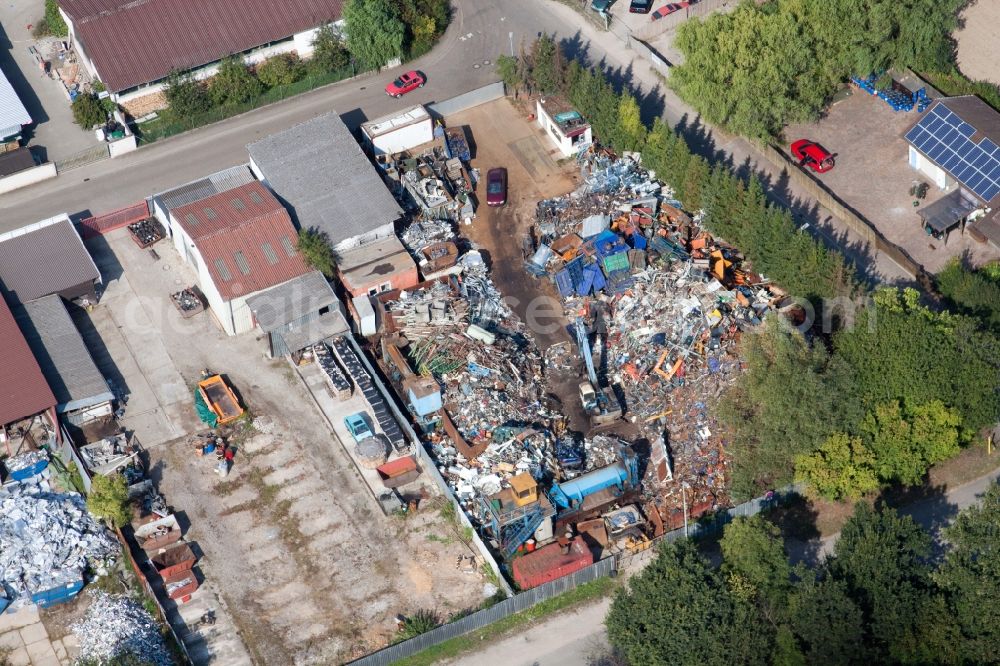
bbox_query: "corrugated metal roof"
[0,216,102,304]
[153,164,255,214]
[0,65,32,133]
[172,181,283,240]
[0,148,37,178]
[13,295,114,413]
[245,270,338,331]
[0,296,55,426]
[247,111,402,247]
[61,0,344,92]
[173,183,311,301]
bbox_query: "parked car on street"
[385,71,425,98]
[591,0,613,12]
[630,0,652,12]
[652,2,691,19]
[344,413,374,442]
[486,167,508,207]
[790,139,835,173]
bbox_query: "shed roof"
[337,235,416,292]
[0,296,55,426]
[0,215,101,304]
[361,106,430,140]
[245,270,338,331]
[60,0,344,93]
[172,183,310,301]
[0,66,31,134]
[917,189,979,233]
[0,147,37,178]
[13,295,114,413]
[247,111,402,246]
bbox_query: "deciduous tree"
[794,432,879,501]
[297,228,337,278]
[256,53,306,88]
[87,474,131,528]
[311,23,351,73]
[342,0,405,69]
[164,70,211,118]
[209,56,264,106]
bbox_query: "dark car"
[385,71,425,98]
[630,0,652,12]
[486,167,507,207]
[790,139,835,173]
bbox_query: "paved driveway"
[0,0,98,162]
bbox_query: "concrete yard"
[77,228,492,663]
[784,88,1000,274]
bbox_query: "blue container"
[203,443,216,454]
[10,460,48,482]
[31,577,84,608]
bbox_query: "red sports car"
[486,167,507,207]
[652,1,690,19]
[790,139,835,173]
[385,71,425,98]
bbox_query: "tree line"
[498,37,1000,502]
[669,0,966,138]
[608,490,1000,665]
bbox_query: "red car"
[790,139,835,173]
[652,1,690,19]
[385,71,425,98]
[486,167,507,207]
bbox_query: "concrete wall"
[427,81,506,118]
[0,161,57,194]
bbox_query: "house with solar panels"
[903,96,1000,247]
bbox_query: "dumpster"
[149,542,196,579]
[134,514,182,552]
[163,569,199,601]
[196,375,244,426]
[31,576,85,608]
[376,456,420,489]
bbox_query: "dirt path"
[955,2,1000,86]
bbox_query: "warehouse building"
[247,111,405,257]
[56,0,344,114]
[0,65,31,144]
[904,96,1000,247]
[13,295,114,423]
[0,296,57,444]
[165,181,313,335]
[0,215,102,305]
[246,270,349,357]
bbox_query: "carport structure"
[916,189,980,242]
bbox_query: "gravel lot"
[955,1,1000,86]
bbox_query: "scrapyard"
[364,137,788,582]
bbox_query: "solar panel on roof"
[906,104,1000,202]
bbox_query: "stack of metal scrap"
[0,482,119,604]
[71,591,173,666]
[385,281,469,339]
[127,218,164,248]
[80,433,136,476]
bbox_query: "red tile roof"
[0,296,55,426]
[61,0,344,93]
[172,182,310,301]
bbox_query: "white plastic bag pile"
[71,591,173,666]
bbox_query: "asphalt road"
[0,0,910,283]
[449,465,1000,665]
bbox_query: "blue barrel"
[203,443,216,454]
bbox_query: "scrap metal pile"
[0,481,118,605]
[530,151,783,519]
[71,591,173,666]
[377,127,475,223]
[127,218,164,248]
[171,287,204,318]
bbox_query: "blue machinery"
[549,445,640,510]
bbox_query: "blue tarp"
[629,231,647,250]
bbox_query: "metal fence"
[348,556,617,666]
[54,144,110,172]
[78,201,150,239]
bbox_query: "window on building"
[379,282,392,292]
[214,259,232,282]
[368,287,379,296]
[234,251,251,275]
[319,305,331,315]
[262,242,279,265]
[280,236,296,257]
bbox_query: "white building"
[0,65,31,143]
[536,97,592,158]
[361,106,435,157]
[153,178,312,335]
[56,0,344,112]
